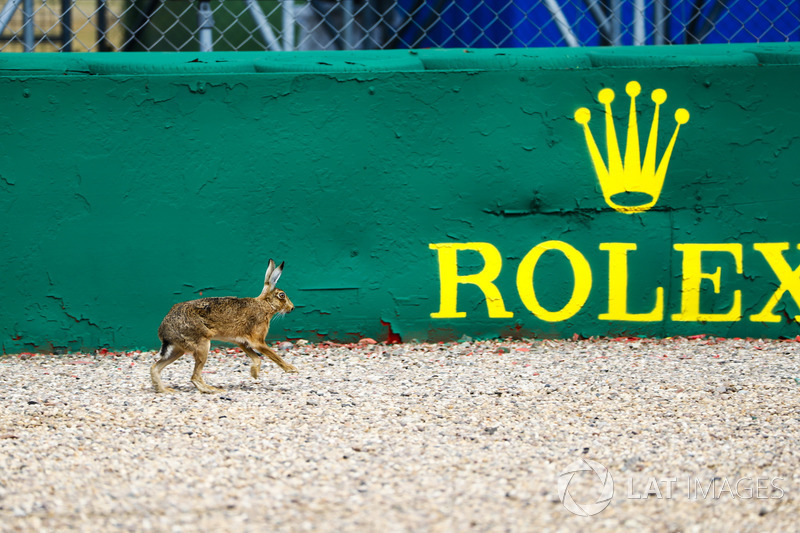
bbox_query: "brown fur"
[151,260,296,393]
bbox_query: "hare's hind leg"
[237,344,263,379]
[190,339,225,394]
[151,342,185,393]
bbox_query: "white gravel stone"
[0,338,799,532]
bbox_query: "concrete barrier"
[2,44,800,351]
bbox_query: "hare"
[151,259,296,394]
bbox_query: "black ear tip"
[278,261,285,269]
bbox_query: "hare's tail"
[157,341,172,358]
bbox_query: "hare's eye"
[277,291,285,300]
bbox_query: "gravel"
[1,337,799,532]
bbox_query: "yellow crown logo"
[575,81,690,214]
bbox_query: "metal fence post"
[246,0,282,51]
[0,0,23,37]
[197,0,214,52]
[21,0,32,51]
[633,0,645,45]
[543,0,579,47]
[282,0,295,51]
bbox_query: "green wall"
[2,44,800,352]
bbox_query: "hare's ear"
[268,261,285,291]
[264,259,276,285]
[260,259,277,298]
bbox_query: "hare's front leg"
[248,342,298,373]
[190,340,225,393]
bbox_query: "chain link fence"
[1,0,798,52]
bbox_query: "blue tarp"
[395,0,800,48]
